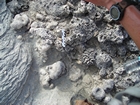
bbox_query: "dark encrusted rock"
[82,48,97,65]
[127,40,139,52]
[95,52,112,69]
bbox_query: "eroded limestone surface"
[0,0,32,104]
[0,0,140,105]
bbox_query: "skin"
[85,0,140,49]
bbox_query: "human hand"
[84,0,121,9]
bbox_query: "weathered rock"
[10,13,29,30]
[115,66,125,75]
[43,0,70,18]
[127,40,139,52]
[86,2,96,18]
[39,61,66,88]
[46,61,66,80]
[117,45,127,57]
[69,66,83,82]
[98,25,127,44]
[82,48,97,65]
[36,13,45,21]
[7,0,21,14]
[92,87,106,101]
[102,79,115,93]
[0,1,32,104]
[99,68,107,77]
[73,0,87,17]
[103,96,111,104]
[100,41,117,57]
[95,52,112,69]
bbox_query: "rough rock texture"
[0,1,32,104]
[95,52,112,69]
[39,61,66,88]
[47,61,66,80]
[10,13,29,30]
[98,25,128,43]
[103,79,115,93]
[43,0,70,18]
[69,65,84,82]
[127,40,139,52]
[1,0,140,105]
[92,87,106,101]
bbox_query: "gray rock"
[92,87,105,101]
[82,48,97,65]
[7,0,21,14]
[99,68,107,77]
[103,96,111,103]
[0,1,12,36]
[86,2,96,16]
[100,41,117,57]
[95,52,112,69]
[103,79,115,93]
[115,66,125,75]
[127,40,139,52]
[73,0,87,17]
[43,0,70,18]
[0,1,32,104]
[47,61,66,80]
[98,25,127,44]
[117,45,127,57]
[69,66,83,82]
[10,13,29,30]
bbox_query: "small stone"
[17,35,22,40]
[47,21,58,30]
[42,81,50,88]
[4,71,7,75]
[127,40,139,52]
[49,84,54,89]
[92,87,105,101]
[69,66,82,82]
[36,13,45,21]
[10,14,29,30]
[99,68,107,77]
[39,68,46,75]
[76,60,82,64]
[29,35,34,39]
[103,96,111,103]
[34,48,38,51]
[43,60,46,63]
[103,79,115,93]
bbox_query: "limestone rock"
[47,61,66,80]
[102,79,115,93]
[92,87,105,101]
[0,1,32,104]
[10,13,29,30]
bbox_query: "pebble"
[103,96,111,103]
[92,87,105,101]
[17,35,22,40]
[49,84,55,89]
[102,79,115,93]
[36,13,45,21]
[29,35,34,39]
